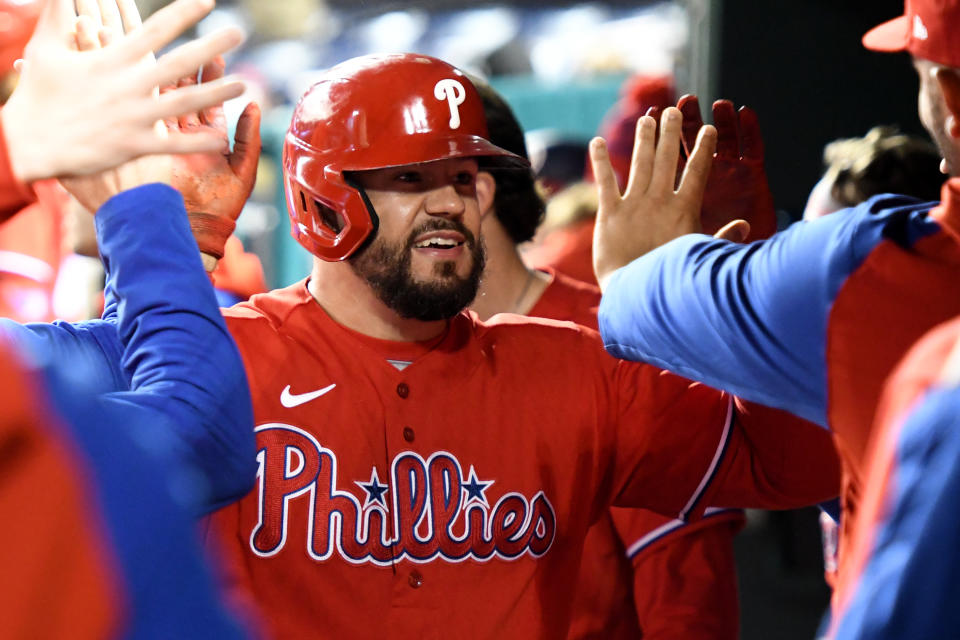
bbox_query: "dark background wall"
[716,0,921,218]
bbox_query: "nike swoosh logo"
[280,383,337,408]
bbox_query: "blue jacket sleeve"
[95,183,255,513]
[834,386,960,639]
[0,317,127,395]
[598,194,937,428]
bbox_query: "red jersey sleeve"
[607,369,841,518]
[610,506,744,639]
[605,362,736,519]
[704,400,841,510]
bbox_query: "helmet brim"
[338,135,529,172]
[862,15,910,53]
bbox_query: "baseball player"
[470,78,745,639]
[194,53,839,638]
[591,0,960,618]
[0,2,254,635]
[0,0,259,511]
[833,247,960,637]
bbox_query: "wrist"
[0,106,41,184]
[188,211,235,260]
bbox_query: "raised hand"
[1,0,246,184]
[678,95,776,240]
[165,58,261,261]
[590,107,717,291]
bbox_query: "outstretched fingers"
[116,0,216,61]
[712,100,739,160]
[147,26,244,91]
[228,102,262,185]
[146,76,246,127]
[677,94,703,158]
[115,0,144,32]
[589,137,622,216]
[199,56,227,128]
[677,124,717,211]
[624,115,657,196]
[648,107,683,194]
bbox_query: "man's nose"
[423,184,466,217]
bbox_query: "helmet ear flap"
[285,168,379,262]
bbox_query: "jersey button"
[403,426,415,442]
[396,382,410,398]
[408,569,423,589]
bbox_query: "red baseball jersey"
[525,218,597,286]
[208,281,838,638]
[529,268,744,639]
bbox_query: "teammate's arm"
[592,102,931,426]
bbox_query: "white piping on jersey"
[0,250,55,283]
[679,396,735,521]
[623,507,739,559]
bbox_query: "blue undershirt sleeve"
[96,183,255,513]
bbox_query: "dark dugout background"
[717,0,924,219]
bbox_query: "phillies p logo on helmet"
[434,79,467,130]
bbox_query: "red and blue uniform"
[832,316,960,638]
[0,180,255,637]
[0,183,257,514]
[598,178,960,600]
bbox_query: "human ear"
[476,171,496,218]
[935,67,960,138]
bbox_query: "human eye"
[454,171,476,185]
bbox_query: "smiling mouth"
[413,237,464,249]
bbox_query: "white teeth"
[415,237,459,248]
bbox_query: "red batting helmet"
[0,0,42,74]
[283,53,524,261]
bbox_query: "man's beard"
[348,219,485,321]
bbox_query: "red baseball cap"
[862,0,960,68]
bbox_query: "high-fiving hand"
[678,95,777,241]
[590,107,719,291]
[2,0,245,184]
[164,58,261,262]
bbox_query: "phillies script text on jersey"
[251,424,557,565]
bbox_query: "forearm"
[707,401,841,510]
[599,214,867,427]
[97,184,255,511]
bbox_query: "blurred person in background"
[525,74,676,286]
[470,77,745,640]
[804,125,944,221]
[0,0,257,635]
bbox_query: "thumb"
[229,101,262,185]
[713,219,750,243]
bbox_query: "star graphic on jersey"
[462,466,493,507]
[356,468,389,510]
